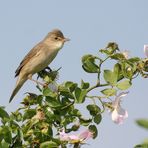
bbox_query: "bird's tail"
[9,76,26,103]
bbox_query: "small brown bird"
[9,29,69,102]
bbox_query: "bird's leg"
[28,74,47,87]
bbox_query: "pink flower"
[59,130,70,141]
[79,130,93,140]
[59,129,93,143]
[111,92,129,124]
[144,45,148,57]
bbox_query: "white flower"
[111,92,129,124]
[144,45,148,57]
[122,50,129,59]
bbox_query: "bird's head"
[43,29,70,49]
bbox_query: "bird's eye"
[55,37,58,40]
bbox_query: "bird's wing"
[15,42,45,77]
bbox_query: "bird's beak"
[63,38,70,42]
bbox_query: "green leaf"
[106,42,119,51]
[101,88,117,96]
[94,114,102,124]
[3,126,12,144]
[0,127,3,142]
[71,124,80,131]
[100,42,119,55]
[75,88,87,103]
[65,81,78,92]
[134,144,148,148]
[11,111,22,122]
[81,54,93,63]
[120,62,135,79]
[103,70,118,85]
[23,109,36,120]
[114,63,124,81]
[89,125,98,139]
[79,118,92,126]
[99,49,112,55]
[40,141,58,148]
[110,53,126,60]
[43,88,57,98]
[0,141,9,148]
[87,104,101,116]
[46,97,61,108]
[114,63,124,82]
[59,86,74,99]
[0,106,9,120]
[82,55,99,73]
[69,109,81,117]
[128,57,141,63]
[17,129,23,141]
[117,80,131,90]
[136,119,148,129]
[81,80,90,89]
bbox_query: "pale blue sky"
[0,0,148,147]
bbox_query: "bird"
[9,29,69,102]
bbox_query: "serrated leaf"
[136,119,148,129]
[40,141,58,148]
[75,88,87,103]
[94,114,102,124]
[101,88,117,96]
[117,80,131,90]
[89,125,98,139]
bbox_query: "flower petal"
[69,135,79,141]
[111,108,128,124]
[112,92,129,107]
[144,45,148,57]
[59,131,69,141]
[79,130,93,140]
